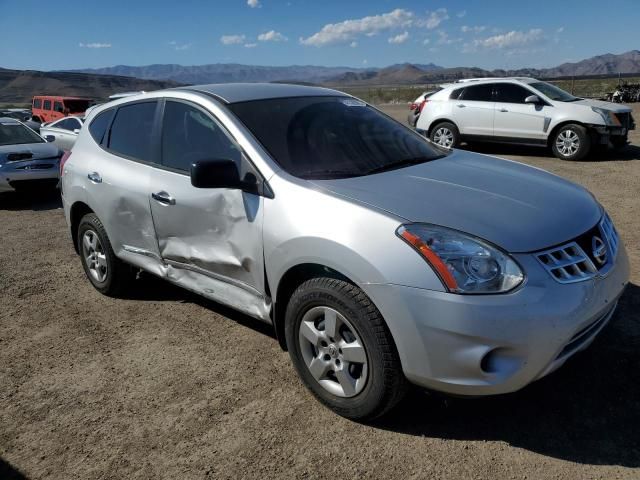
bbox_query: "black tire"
[77,213,134,297]
[429,121,459,149]
[551,124,591,161]
[285,277,407,420]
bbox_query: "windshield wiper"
[300,170,361,179]
[365,157,434,175]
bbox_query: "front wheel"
[285,277,407,420]
[551,124,591,160]
[429,122,459,149]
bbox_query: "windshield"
[0,122,44,146]
[228,96,448,179]
[529,82,579,102]
[63,99,92,113]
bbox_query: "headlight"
[397,224,524,294]
[591,107,620,126]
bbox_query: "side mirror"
[525,95,542,105]
[45,135,55,142]
[190,158,242,189]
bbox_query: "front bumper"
[0,159,60,192]
[364,241,630,396]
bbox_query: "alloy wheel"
[433,127,454,148]
[82,229,108,283]
[298,306,368,398]
[556,130,580,157]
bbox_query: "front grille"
[536,214,619,284]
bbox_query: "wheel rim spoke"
[299,320,322,347]
[335,369,357,397]
[341,341,366,363]
[308,357,328,381]
[323,308,338,339]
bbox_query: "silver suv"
[61,84,629,419]
[416,77,635,160]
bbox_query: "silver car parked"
[39,116,84,151]
[61,84,630,419]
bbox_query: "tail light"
[60,150,71,176]
[418,99,429,112]
[409,102,418,111]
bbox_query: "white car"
[415,77,635,160]
[39,116,84,151]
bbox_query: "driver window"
[161,100,242,172]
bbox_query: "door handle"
[152,191,176,205]
[87,172,102,183]
[456,104,466,108]
[499,108,509,112]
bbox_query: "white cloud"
[258,30,288,42]
[168,41,191,51]
[350,41,358,48]
[456,10,467,18]
[436,30,460,45]
[470,28,545,50]
[420,8,449,30]
[362,59,368,65]
[247,0,260,8]
[300,8,414,46]
[244,43,258,48]
[388,31,409,44]
[422,38,430,45]
[556,26,565,33]
[461,25,486,34]
[79,42,111,48]
[220,34,246,45]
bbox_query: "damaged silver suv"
[62,84,629,420]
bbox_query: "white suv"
[415,77,635,160]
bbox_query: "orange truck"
[31,96,93,123]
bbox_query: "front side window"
[0,122,44,146]
[229,96,447,179]
[494,83,533,104]
[161,100,242,172]
[43,100,52,110]
[529,81,579,102]
[107,102,157,162]
[460,84,494,102]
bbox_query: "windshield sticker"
[341,99,366,107]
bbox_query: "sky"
[1,0,638,71]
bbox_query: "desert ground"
[1,104,639,479]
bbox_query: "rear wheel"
[551,124,591,160]
[429,122,459,149]
[285,277,407,420]
[77,213,134,296]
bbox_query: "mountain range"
[67,51,640,86]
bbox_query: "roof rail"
[455,77,506,83]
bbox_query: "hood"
[312,150,602,253]
[571,98,632,113]
[0,142,60,164]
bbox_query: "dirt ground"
[1,105,639,480]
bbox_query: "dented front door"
[149,167,267,318]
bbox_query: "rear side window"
[107,102,157,162]
[33,99,42,108]
[449,88,464,100]
[55,118,75,131]
[43,100,52,110]
[460,84,494,101]
[494,83,532,104]
[89,109,115,144]
[161,100,242,172]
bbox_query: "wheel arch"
[427,118,458,137]
[69,201,94,253]
[546,120,589,147]
[273,263,353,350]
